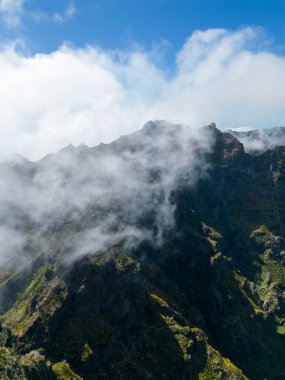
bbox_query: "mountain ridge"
[0,122,284,379]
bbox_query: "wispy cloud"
[0,28,284,160]
[53,1,76,23]
[0,0,24,27]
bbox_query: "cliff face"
[0,123,285,380]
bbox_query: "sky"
[0,0,285,159]
[3,0,285,57]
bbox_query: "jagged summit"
[36,122,285,167]
[36,121,244,166]
[15,121,284,168]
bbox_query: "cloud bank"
[0,27,285,159]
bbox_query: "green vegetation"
[52,361,82,380]
[198,344,248,380]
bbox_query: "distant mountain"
[0,122,285,380]
[227,126,285,154]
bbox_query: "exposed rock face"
[206,123,246,163]
[0,122,285,379]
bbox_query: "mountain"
[0,122,285,380]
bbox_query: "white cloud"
[0,0,76,27]
[53,1,76,23]
[0,0,24,27]
[0,27,285,160]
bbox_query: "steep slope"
[0,122,284,379]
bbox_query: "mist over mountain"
[227,126,285,154]
[0,121,285,380]
[0,121,213,267]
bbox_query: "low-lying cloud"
[0,121,214,267]
[0,27,285,160]
[228,127,285,153]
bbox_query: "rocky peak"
[203,123,246,164]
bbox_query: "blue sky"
[2,0,285,58]
[0,0,285,159]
